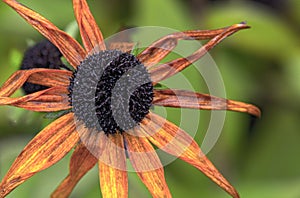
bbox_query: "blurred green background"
[0,0,300,197]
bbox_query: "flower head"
[0,0,260,198]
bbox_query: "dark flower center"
[20,40,67,94]
[69,50,153,134]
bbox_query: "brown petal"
[0,87,55,105]
[14,101,69,112]
[98,134,128,198]
[153,89,261,117]
[150,23,250,83]
[27,69,72,87]
[0,87,70,112]
[140,112,240,198]
[137,26,237,67]
[51,143,97,198]
[0,69,43,97]
[4,0,86,67]
[0,69,71,98]
[124,130,172,198]
[73,0,106,52]
[0,113,79,198]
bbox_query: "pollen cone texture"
[69,50,153,134]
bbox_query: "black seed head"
[20,40,66,94]
[69,50,153,135]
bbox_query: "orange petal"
[0,69,71,98]
[138,26,235,67]
[0,87,56,105]
[140,112,240,198]
[27,69,72,87]
[0,87,70,112]
[14,101,70,112]
[124,130,172,198]
[98,133,128,198]
[0,69,45,97]
[51,143,97,198]
[0,113,79,198]
[73,0,106,52]
[153,89,261,117]
[150,23,250,83]
[4,0,86,67]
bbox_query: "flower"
[0,0,261,198]
[19,39,68,94]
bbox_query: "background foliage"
[0,0,299,197]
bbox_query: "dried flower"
[0,0,260,198]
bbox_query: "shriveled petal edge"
[150,23,250,84]
[137,26,237,67]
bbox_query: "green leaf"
[64,20,79,39]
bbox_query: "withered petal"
[3,0,86,67]
[124,129,172,198]
[98,134,128,198]
[0,113,79,198]
[0,87,70,112]
[27,69,72,88]
[0,69,49,97]
[51,143,97,198]
[153,89,261,117]
[73,0,106,52]
[150,23,250,84]
[0,69,71,99]
[138,26,237,67]
[140,112,240,198]
[15,101,70,112]
[0,87,56,105]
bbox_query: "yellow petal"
[141,112,240,198]
[153,89,261,117]
[124,130,171,198]
[73,0,106,52]
[51,143,97,198]
[98,133,128,198]
[0,113,79,197]
[4,0,86,67]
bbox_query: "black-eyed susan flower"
[0,0,261,198]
